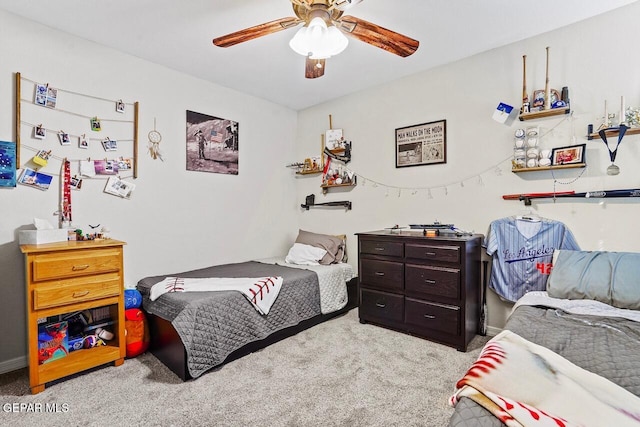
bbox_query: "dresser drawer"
[405,244,460,264]
[360,259,403,290]
[405,264,460,299]
[405,297,460,335]
[31,248,121,282]
[360,240,404,257]
[33,275,121,310]
[360,289,404,323]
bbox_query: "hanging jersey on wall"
[485,216,579,302]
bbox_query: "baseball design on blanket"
[485,216,579,302]
[150,276,283,315]
[450,330,640,426]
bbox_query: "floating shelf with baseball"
[587,126,640,141]
[512,163,585,174]
[519,107,571,121]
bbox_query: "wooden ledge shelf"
[295,169,322,175]
[512,163,586,173]
[519,107,571,121]
[587,127,640,140]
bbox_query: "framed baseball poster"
[395,119,446,168]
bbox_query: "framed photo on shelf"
[551,143,586,166]
[396,119,446,168]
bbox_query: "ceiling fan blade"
[305,57,326,79]
[337,15,419,57]
[213,17,302,48]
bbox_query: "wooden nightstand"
[20,239,126,394]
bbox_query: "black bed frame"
[146,277,359,380]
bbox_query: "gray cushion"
[295,229,344,265]
[547,250,640,310]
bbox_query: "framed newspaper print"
[395,119,446,168]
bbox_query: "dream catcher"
[147,118,163,161]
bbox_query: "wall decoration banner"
[395,119,446,168]
[186,110,238,175]
[0,141,17,187]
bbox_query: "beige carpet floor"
[0,309,489,427]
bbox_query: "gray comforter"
[448,305,640,427]
[136,261,321,378]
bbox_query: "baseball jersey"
[485,216,579,302]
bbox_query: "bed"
[135,230,357,381]
[448,250,640,427]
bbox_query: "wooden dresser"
[20,239,126,394]
[356,231,482,351]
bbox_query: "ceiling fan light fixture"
[289,16,348,59]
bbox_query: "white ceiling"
[1,0,637,111]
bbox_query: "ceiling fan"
[212,0,419,79]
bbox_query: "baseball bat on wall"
[544,46,551,110]
[521,55,529,114]
[503,188,640,205]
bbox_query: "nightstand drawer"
[33,275,121,310]
[405,264,460,299]
[360,259,404,290]
[32,248,121,282]
[405,298,459,335]
[360,289,404,323]
[405,244,460,264]
[360,240,404,257]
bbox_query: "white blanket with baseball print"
[150,276,283,315]
[450,330,640,427]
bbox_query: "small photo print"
[32,150,51,167]
[117,157,132,170]
[101,139,117,152]
[18,168,54,191]
[116,99,125,113]
[93,159,119,175]
[79,134,89,149]
[91,117,102,132]
[70,175,83,190]
[46,87,58,108]
[104,176,135,199]
[34,125,46,140]
[35,83,47,107]
[58,131,71,146]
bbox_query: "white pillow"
[285,243,327,265]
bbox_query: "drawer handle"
[72,264,90,271]
[374,272,385,276]
[72,290,90,298]
[375,303,386,308]
[424,279,436,284]
[425,252,436,256]
[423,314,436,319]
[374,247,385,251]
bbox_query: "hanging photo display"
[0,141,17,187]
[104,176,135,199]
[17,168,53,191]
[396,119,447,168]
[34,83,57,108]
[186,110,238,175]
[58,131,71,146]
[34,124,46,140]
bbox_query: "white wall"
[296,2,640,332]
[0,10,299,370]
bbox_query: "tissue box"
[19,229,68,245]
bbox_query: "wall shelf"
[321,181,357,194]
[512,163,585,173]
[519,107,570,121]
[587,127,640,140]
